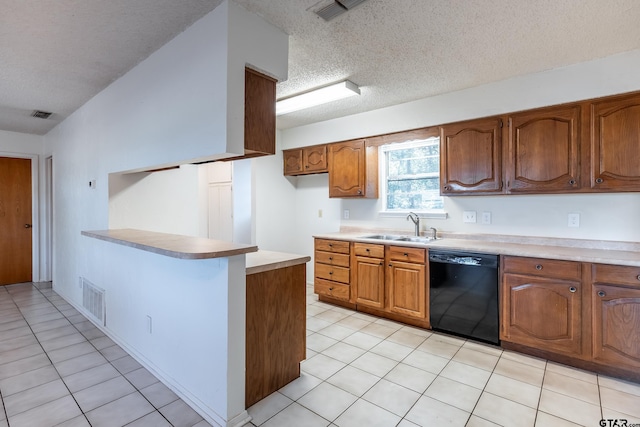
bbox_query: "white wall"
[108,165,206,237]
[42,2,287,425]
[253,133,342,279]
[275,49,640,255]
[0,130,49,281]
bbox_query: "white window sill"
[378,210,448,219]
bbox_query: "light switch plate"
[481,211,492,225]
[568,213,580,227]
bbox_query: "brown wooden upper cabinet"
[440,117,503,194]
[328,139,378,198]
[591,92,640,191]
[283,145,328,176]
[244,68,276,158]
[506,105,582,193]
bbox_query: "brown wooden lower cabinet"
[501,272,583,357]
[502,257,640,382]
[591,264,640,369]
[245,264,306,408]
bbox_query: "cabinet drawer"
[315,278,350,301]
[315,239,350,254]
[592,264,640,288]
[315,263,350,284]
[503,256,581,281]
[315,251,350,267]
[353,243,384,258]
[388,246,426,263]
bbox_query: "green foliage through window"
[382,138,443,211]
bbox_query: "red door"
[0,157,32,285]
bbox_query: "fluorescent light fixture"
[276,80,360,115]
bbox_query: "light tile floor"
[246,285,640,427]
[0,282,212,427]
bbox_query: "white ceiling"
[2,0,640,135]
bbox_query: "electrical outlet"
[463,211,477,223]
[481,211,492,225]
[343,209,350,220]
[318,209,322,218]
[568,213,580,227]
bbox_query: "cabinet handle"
[444,185,450,191]
[569,286,577,293]
[568,179,576,185]
[329,287,334,291]
[388,264,393,267]
[305,165,309,168]
[535,264,543,270]
[366,248,370,252]
[329,271,333,275]
[598,290,606,297]
[595,178,604,184]
[379,262,383,266]
[357,189,362,195]
[329,243,333,247]
[404,253,408,257]
[637,275,640,281]
[329,257,333,260]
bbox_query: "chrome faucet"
[429,227,437,240]
[406,212,420,236]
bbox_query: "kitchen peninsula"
[81,229,308,426]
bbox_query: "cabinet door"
[329,140,366,197]
[354,256,385,309]
[387,261,427,320]
[592,284,640,368]
[501,273,582,356]
[591,93,640,191]
[440,117,503,194]
[507,105,581,192]
[283,149,303,175]
[304,145,328,173]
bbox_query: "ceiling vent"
[315,0,368,21]
[31,110,52,119]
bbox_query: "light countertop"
[246,251,311,275]
[315,231,640,267]
[82,229,257,259]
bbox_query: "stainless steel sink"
[394,236,436,243]
[361,234,404,240]
[360,234,437,243]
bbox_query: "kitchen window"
[380,137,444,214]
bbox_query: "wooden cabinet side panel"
[246,264,305,408]
[245,68,276,155]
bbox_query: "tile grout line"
[0,283,179,427]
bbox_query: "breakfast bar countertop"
[81,228,258,259]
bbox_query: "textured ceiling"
[1,0,640,135]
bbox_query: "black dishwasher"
[429,250,499,345]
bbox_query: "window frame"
[378,137,447,218]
